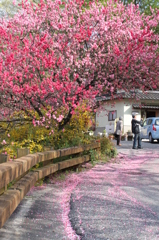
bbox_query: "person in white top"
[115,116,123,146]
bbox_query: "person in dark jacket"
[115,116,123,146]
[131,114,143,149]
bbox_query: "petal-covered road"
[69,149,159,240]
[0,143,159,240]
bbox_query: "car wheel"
[149,134,154,143]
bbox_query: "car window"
[143,120,147,126]
[155,119,159,125]
[146,119,149,125]
[147,119,152,125]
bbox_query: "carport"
[132,104,159,118]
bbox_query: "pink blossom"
[1,140,6,145]
[49,129,54,135]
[57,115,64,122]
[0,0,158,129]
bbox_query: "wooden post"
[17,148,30,158]
[4,183,7,192]
[43,146,54,151]
[0,153,9,164]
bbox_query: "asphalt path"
[0,140,159,240]
[115,139,159,151]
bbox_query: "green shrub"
[89,149,99,165]
[100,136,117,158]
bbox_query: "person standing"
[131,114,143,149]
[115,116,123,146]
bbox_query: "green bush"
[100,136,117,158]
[89,149,99,165]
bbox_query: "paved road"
[0,140,159,240]
[115,139,159,150]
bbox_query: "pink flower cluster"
[0,0,158,128]
[1,140,6,145]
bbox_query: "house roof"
[133,104,159,110]
[96,91,159,101]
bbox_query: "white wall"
[96,100,124,133]
[123,104,132,133]
[96,99,142,134]
[96,98,159,134]
[123,102,141,133]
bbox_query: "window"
[143,120,147,126]
[108,111,117,121]
[155,119,159,126]
[147,119,152,125]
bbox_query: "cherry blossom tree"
[0,0,159,130]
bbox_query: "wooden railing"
[0,142,100,228]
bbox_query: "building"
[95,91,159,134]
